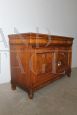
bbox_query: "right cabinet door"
[54,48,68,74]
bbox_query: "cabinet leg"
[66,68,71,77]
[28,90,33,99]
[11,84,16,90]
[67,72,71,77]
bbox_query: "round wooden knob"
[57,61,62,66]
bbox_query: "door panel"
[56,52,68,74]
[31,52,53,75]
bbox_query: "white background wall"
[0,0,77,84]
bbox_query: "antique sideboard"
[9,33,74,99]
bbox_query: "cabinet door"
[31,52,54,75]
[31,50,55,85]
[55,51,68,74]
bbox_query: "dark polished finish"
[8,33,74,99]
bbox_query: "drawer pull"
[57,61,62,66]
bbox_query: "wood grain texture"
[8,33,74,99]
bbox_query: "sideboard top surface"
[8,33,74,46]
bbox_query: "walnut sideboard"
[8,33,74,99]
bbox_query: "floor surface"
[0,68,77,115]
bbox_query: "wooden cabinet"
[8,33,74,99]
